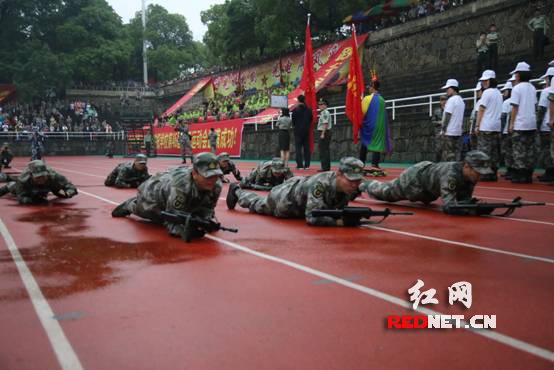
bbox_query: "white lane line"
[74,189,554,363]
[206,235,554,363]
[363,225,553,264]
[356,198,554,227]
[48,165,105,179]
[0,219,84,370]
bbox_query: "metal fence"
[0,131,126,141]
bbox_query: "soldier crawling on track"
[217,152,242,183]
[104,154,151,188]
[239,158,293,190]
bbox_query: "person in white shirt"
[500,80,515,179]
[537,67,554,182]
[548,85,554,186]
[475,70,503,181]
[440,79,465,161]
[509,62,537,183]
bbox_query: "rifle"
[245,184,273,191]
[446,197,545,217]
[311,206,413,226]
[160,210,238,242]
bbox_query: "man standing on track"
[226,157,363,226]
[175,120,193,164]
[1,142,13,169]
[111,152,222,240]
[104,154,151,188]
[0,160,78,204]
[292,95,313,170]
[360,151,493,216]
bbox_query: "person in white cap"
[537,67,554,182]
[440,79,465,161]
[500,80,515,179]
[509,62,537,183]
[469,82,483,150]
[475,70,503,181]
[550,60,554,67]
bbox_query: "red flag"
[345,26,365,144]
[299,16,317,153]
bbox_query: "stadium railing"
[0,131,126,141]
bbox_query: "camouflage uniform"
[217,152,242,182]
[538,131,552,169]
[477,132,501,171]
[208,130,217,153]
[442,136,461,162]
[114,154,222,237]
[30,131,45,160]
[231,157,364,226]
[240,158,293,189]
[361,151,493,215]
[511,131,536,170]
[175,124,193,160]
[430,107,444,161]
[0,160,77,204]
[1,143,13,168]
[104,158,151,188]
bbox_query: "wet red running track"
[1,156,553,369]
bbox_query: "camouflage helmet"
[20,160,50,182]
[134,154,148,164]
[193,152,223,177]
[464,150,493,175]
[338,157,364,181]
[217,152,230,161]
[270,158,286,174]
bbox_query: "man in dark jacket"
[292,95,312,170]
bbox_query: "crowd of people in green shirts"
[165,85,294,125]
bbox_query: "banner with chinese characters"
[153,119,245,157]
[211,34,367,97]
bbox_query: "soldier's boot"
[538,168,554,182]
[0,185,8,197]
[519,169,533,184]
[226,183,239,210]
[111,200,132,217]
[511,169,524,184]
[503,167,514,180]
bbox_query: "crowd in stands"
[160,84,294,126]
[70,80,153,92]
[364,0,473,32]
[0,100,119,134]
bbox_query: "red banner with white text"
[153,119,244,157]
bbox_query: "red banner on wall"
[153,119,245,157]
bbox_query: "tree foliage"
[0,0,198,100]
[201,0,367,67]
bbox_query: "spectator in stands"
[486,24,499,72]
[476,32,489,77]
[527,9,550,60]
[292,95,312,170]
[508,62,537,183]
[277,108,292,167]
[440,79,465,161]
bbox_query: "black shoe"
[111,202,131,217]
[0,186,8,197]
[511,169,524,183]
[295,166,303,170]
[4,165,10,169]
[538,168,554,182]
[317,169,327,172]
[226,183,239,210]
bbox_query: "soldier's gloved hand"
[342,215,360,227]
[65,188,77,198]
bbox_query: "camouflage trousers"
[433,133,442,162]
[31,144,43,160]
[539,131,553,169]
[365,161,437,204]
[442,136,461,162]
[180,141,192,158]
[477,132,501,170]
[511,130,536,170]
[236,181,303,218]
[501,134,514,169]
[121,195,163,223]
